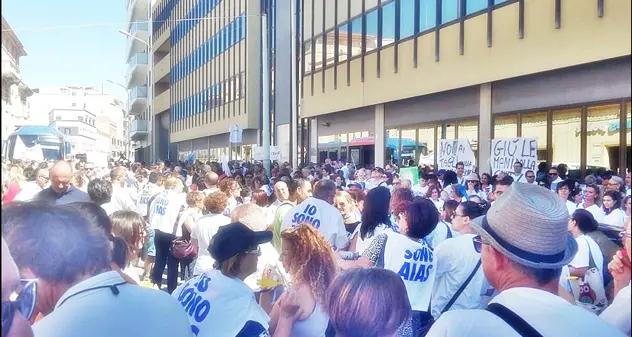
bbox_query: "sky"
[2,0,129,101]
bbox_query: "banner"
[270,146,281,161]
[490,137,538,175]
[253,146,264,161]
[438,139,475,175]
[13,136,44,162]
[399,167,419,185]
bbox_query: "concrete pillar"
[375,104,385,167]
[309,118,318,164]
[479,83,492,174]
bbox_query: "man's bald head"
[204,171,219,188]
[231,204,267,231]
[50,161,73,193]
[274,181,289,201]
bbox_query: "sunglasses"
[549,173,558,176]
[472,235,485,253]
[526,175,535,179]
[245,247,262,256]
[619,232,631,239]
[2,279,37,336]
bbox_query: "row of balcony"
[2,57,21,85]
[130,119,148,140]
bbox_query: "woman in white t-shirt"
[426,186,444,213]
[577,184,606,224]
[220,178,242,217]
[177,191,205,280]
[464,173,487,201]
[431,201,491,320]
[602,190,626,228]
[568,209,606,287]
[348,186,394,255]
[191,191,232,276]
[110,210,146,285]
[339,198,438,337]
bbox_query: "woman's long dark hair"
[360,187,391,240]
[571,209,599,233]
[602,190,622,215]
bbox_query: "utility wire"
[2,16,260,33]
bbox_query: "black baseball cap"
[208,222,273,262]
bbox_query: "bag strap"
[583,237,597,269]
[445,222,453,239]
[441,259,481,314]
[486,303,544,337]
[171,210,184,237]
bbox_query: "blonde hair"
[164,177,181,190]
[186,191,205,209]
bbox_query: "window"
[55,116,61,120]
[520,112,548,163]
[71,92,77,96]
[382,1,396,46]
[494,114,518,138]
[78,116,84,122]
[71,103,77,107]
[551,109,581,179]
[418,125,436,165]
[366,10,378,52]
[467,0,488,14]
[442,0,459,23]
[400,0,415,39]
[586,104,620,171]
[419,0,437,32]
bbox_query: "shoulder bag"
[486,303,543,337]
[170,211,198,259]
[569,237,608,314]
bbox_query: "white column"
[479,83,492,174]
[375,104,385,167]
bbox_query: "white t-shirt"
[107,185,137,214]
[431,234,488,319]
[192,213,231,276]
[149,190,187,235]
[243,242,290,293]
[202,186,220,196]
[383,231,436,312]
[431,198,444,213]
[13,181,43,202]
[426,287,626,337]
[600,282,631,335]
[176,208,203,238]
[172,270,270,337]
[603,208,626,228]
[569,235,605,278]
[352,223,392,255]
[425,221,456,250]
[136,183,162,217]
[577,203,606,224]
[564,200,577,216]
[412,185,429,197]
[281,197,349,250]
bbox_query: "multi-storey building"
[28,86,130,162]
[301,0,631,177]
[1,16,33,140]
[126,0,152,162]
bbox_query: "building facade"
[152,0,279,163]
[1,16,33,141]
[300,0,631,177]
[28,86,130,162]
[126,0,152,162]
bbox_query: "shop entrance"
[349,146,374,169]
[607,145,632,172]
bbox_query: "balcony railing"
[129,53,148,67]
[130,22,149,35]
[131,86,148,100]
[131,119,148,132]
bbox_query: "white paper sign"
[13,136,44,162]
[490,137,538,175]
[438,139,475,175]
[253,146,264,161]
[228,125,243,143]
[270,146,281,161]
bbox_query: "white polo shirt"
[426,287,626,337]
[32,271,191,337]
[600,282,631,335]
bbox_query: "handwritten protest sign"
[438,139,475,175]
[490,137,537,175]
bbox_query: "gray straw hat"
[471,183,578,269]
[464,173,479,182]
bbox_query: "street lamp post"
[106,79,131,160]
[118,29,155,162]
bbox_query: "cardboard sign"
[490,138,537,175]
[399,167,419,185]
[438,139,475,175]
[270,146,281,161]
[253,146,264,161]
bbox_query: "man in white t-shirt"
[108,167,137,213]
[509,161,527,183]
[281,180,349,250]
[202,171,220,196]
[426,183,625,337]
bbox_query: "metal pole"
[262,12,271,176]
[290,0,299,169]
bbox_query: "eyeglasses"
[472,235,485,253]
[619,232,631,239]
[452,213,466,219]
[245,247,262,256]
[526,175,535,179]
[2,279,37,336]
[549,173,558,176]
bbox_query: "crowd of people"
[1,157,631,337]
